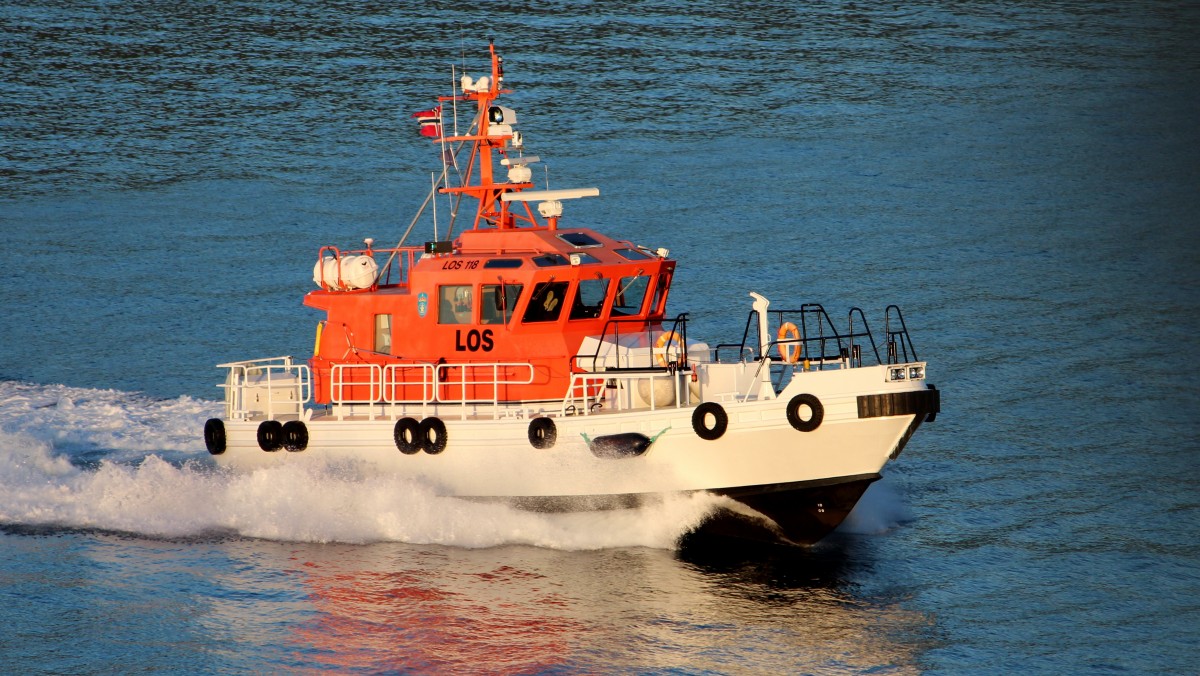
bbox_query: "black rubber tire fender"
[282,420,309,452]
[420,417,448,455]
[257,420,284,451]
[786,393,824,432]
[691,402,728,441]
[393,417,421,455]
[204,418,226,455]
[528,417,557,449]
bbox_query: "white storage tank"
[313,255,378,290]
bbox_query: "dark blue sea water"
[3,1,1199,672]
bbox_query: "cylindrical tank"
[313,255,378,290]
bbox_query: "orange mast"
[436,41,537,232]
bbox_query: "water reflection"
[244,540,931,673]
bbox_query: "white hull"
[208,363,937,544]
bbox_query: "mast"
[436,42,533,231]
[432,42,597,234]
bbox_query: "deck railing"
[715,304,915,369]
[325,360,536,420]
[561,368,691,416]
[217,356,311,421]
[574,313,690,373]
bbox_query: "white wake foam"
[0,382,718,549]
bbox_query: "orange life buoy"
[654,331,682,367]
[778,322,802,363]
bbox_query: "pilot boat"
[202,43,939,546]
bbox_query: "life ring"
[778,322,802,363]
[691,402,728,441]
[654,331,682,367]
[257,420,283,451]
[528,417,557,449]
[393,417,421,455]
[786,393,824,432]
[282,420,309,452]
[204,418,226,455]
[420,417,448,454]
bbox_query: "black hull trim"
[484,473,882,547]
[858,384,939,425]
[700,474,881,546]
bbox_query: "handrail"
[221,356,545,420]
[561,369,687,416]
[846,307,883,366]
[435,362,536,412]
[217,356,311,421]
[663,313,690,368]
[331,363,383,404]
[313,244,423,290]
[382,363,437,403]
[724,305,901,369]
[574,313,690,373]
[321,359,537,420]
[884,305,919,364]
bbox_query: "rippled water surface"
[3,1,1199,672]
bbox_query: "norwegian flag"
[412,106,442,138]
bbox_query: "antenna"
[451,63,459,138]
[431,171,438,240]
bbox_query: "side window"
[481,284,523,325]
[438,285,473,324]
[570,278,610,320]
[612,275,650,316]
[374,314,392,354]
[522,281,569,323]
[650,273,669,315]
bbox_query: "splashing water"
[0,382,729,549]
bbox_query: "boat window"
[612,275,650,316]
[650,273,669,315]
[570,278,611,320]
[556,232,602,248]
[569,253,600,265]
[532,253,569,267]
[481,284,523,325]
[484,258,523,269]
[374,314,392,354]
[522,281,569,323]
[438,285,474,324]
[615,248,653,260]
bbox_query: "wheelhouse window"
[612,275,650,316]
[615,248,653,260]
[650,273,670,315]
[557,232,602,248]
[570,278,611,320]
[532,254,569,267]
[569,253,600,265]
[481,284,523,325]
[484,258,523,269]
[374,314,392,354]
[438,285,473,324]
[522,281,569,323]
